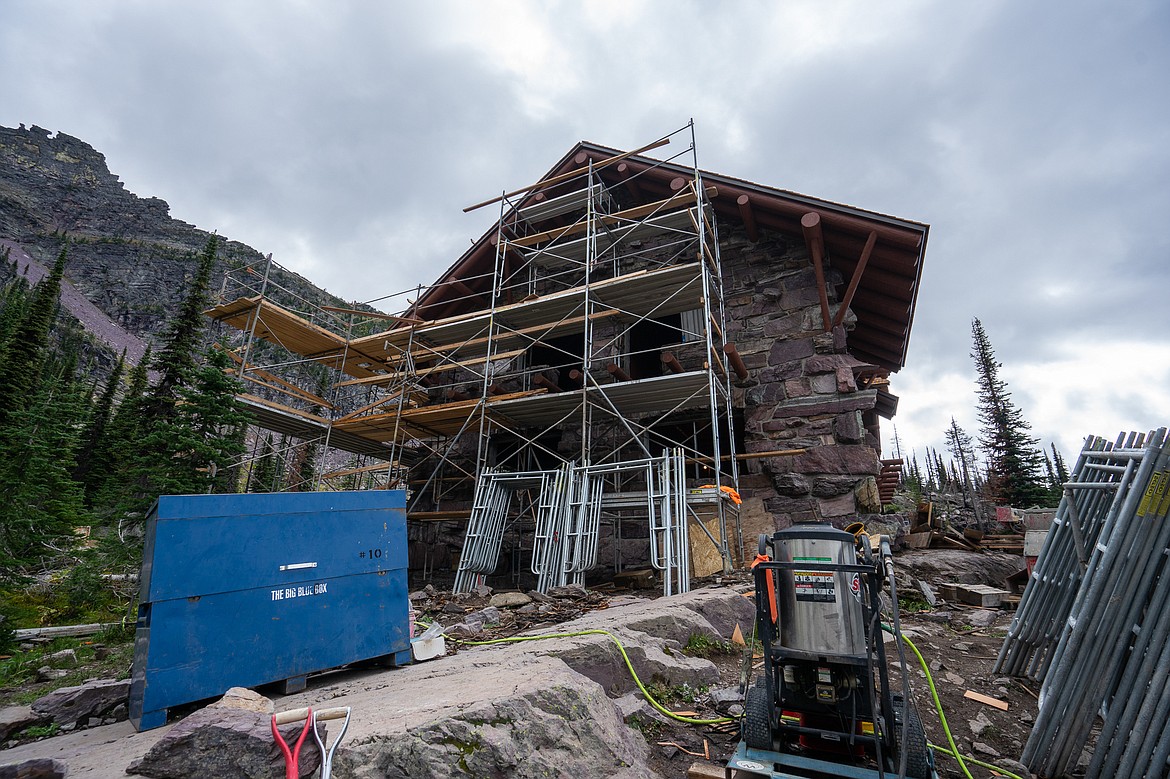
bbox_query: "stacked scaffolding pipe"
[996,428,1170,778]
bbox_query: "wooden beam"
[616,162,644,200]
[417,309,619,360]
[463,137,671,212]
[834,230,878,327]
[801,212,833,332]
[217,346,334,408]
[723,342,750,380]
[320,462,398,480]
[334,348,524,388]
[736,194,760,242]
[333,388,424,423]
[661,351,685,375]
[507,186,716,249]
[606,363,631,382]
[321,305,424,324]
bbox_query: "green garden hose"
[419,618,1027,776]
[883,625,1026,779]
[427,622,734,726]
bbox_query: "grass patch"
[683,632,738,658]
[18,723,59,739]
[0,635,135,707]
[644,679,707,709]
[897,594,931,614]
[626,712,663,738]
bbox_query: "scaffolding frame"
[206,123,742,591]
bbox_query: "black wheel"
[893,698,932,779]
[744,683,773,751]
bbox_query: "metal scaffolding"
[206,123,741,594]
[995,428,1170,778]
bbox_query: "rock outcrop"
[31,679,130,729]
[109,582,748,776]
[127,689,319,779]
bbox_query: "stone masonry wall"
[718,218,884,545]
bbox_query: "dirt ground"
[636,557,1046,779]
[3,551,1049,778]
[637,605,1041,779]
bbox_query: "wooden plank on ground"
[957,584,1011,608]
[687,760,726,779]
[964,690,1009,710]
[907,531,933,549]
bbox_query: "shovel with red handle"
[272,707,314,779]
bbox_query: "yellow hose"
[421,618,1026,777]
[442,625,735,726]
[885,625,1027,779]
[928,742,1025,779]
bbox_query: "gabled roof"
[410,142,928,373]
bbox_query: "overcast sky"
[2,0,1167,472]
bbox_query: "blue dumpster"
[128,491,410,731]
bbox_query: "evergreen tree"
[970,318,1048,506]
[945,417,985,526]
[147,235,219,411]
[0,358,90,580]
[1052,444,1069,484]
[75,352,125,501]
[288,437,318,491]
[134,347,249,498]
[0,246,68,429]
[90,347,152,553]
[110,236,248,519]
[250,433,277,493]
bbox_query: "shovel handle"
[273,707,311,725]
[315,707,350,721]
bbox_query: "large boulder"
[0,705,47,742]
[127,688,320,779]
[0,758,68,778]
[331,657,652,779]
[31,679,130,728]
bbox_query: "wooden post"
[801,212,833,332]
[606,363,631,382]
[723,343,750,380]
[661,352,685,375]
[736,194,759,242]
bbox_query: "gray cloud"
[2,0,1166,465]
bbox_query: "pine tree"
[0,357,90,580]
[0,246,68,429]
[147,235,219,412]
[944,417,985,527]
[1052,444,1069,484]
[970,318,1048,506]
[287,438,318,491]
[96,347,152,502]
[110,235,246,518]
[75,352,125,501]
[250,433,277,493]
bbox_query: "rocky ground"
[1,549,1052,779]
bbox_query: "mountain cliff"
[0,124,347,369]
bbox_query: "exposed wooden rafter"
[736,194,760,243]
[834,230,878,328]
[800,212,833,332]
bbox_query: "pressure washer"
[728,521,936,779]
